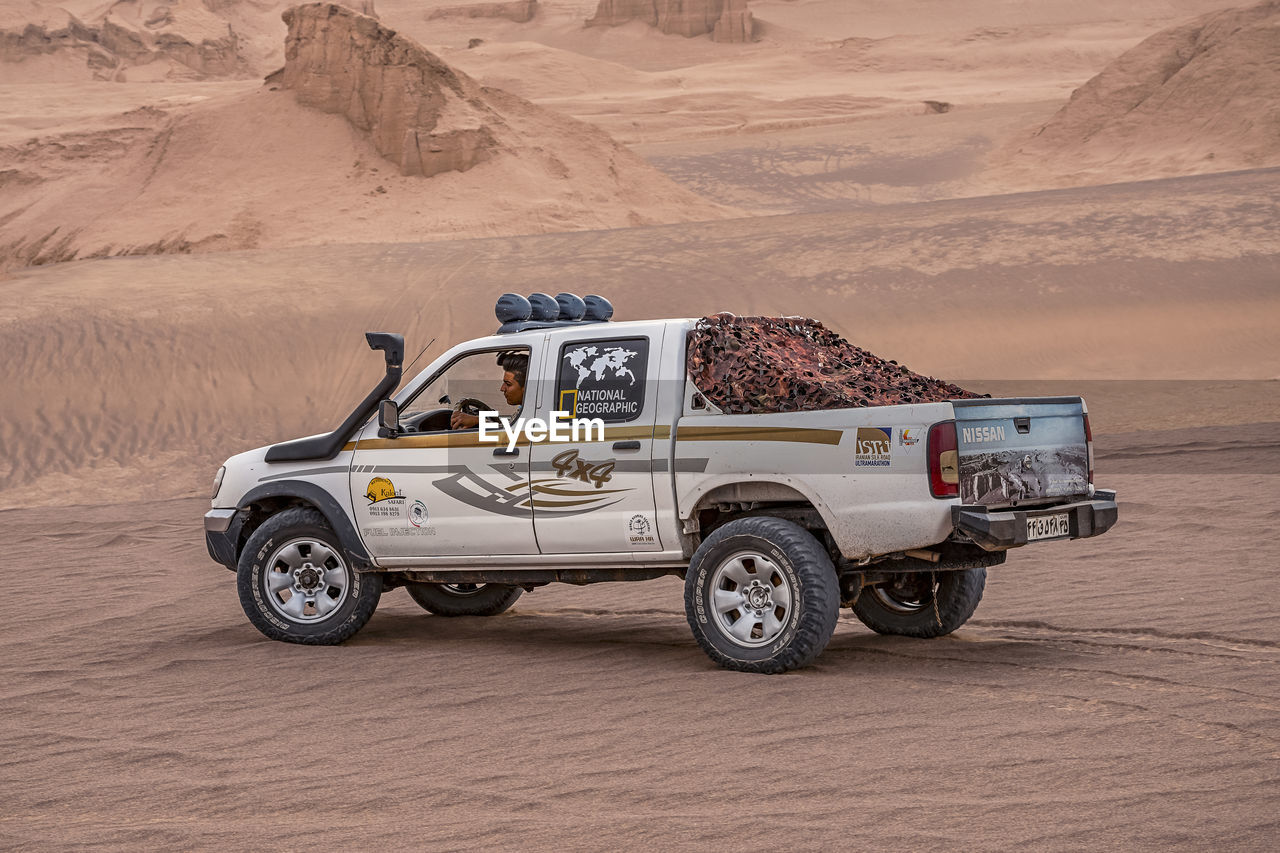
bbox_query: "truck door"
[348,343,539,559]
[529,327,663,553]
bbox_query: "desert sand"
[5,462,1280,849]
[1,0,1278,847]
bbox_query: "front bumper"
[951,489,1118,551]
[205,508,245,570]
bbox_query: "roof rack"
[495,292,614,334]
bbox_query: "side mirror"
[378,399,400,437]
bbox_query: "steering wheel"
[455,397,492,417]
[400,408,451,433]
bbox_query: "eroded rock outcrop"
[711,0,751,43]
[282,2,510,177]
[586,0,753,42]
[427,0,537,24]
[0,0,252,80]
[0,1,733,271]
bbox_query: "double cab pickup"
[206,293,1117,673]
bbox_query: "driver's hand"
[451,411,480,430]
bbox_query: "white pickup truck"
[205,293,1117,673]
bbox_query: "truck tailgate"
[953,397,1090,508]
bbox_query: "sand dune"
[436,21,1157,146]
[994,0,1280,187]
[746,0,1239,40]
[2,167,1275,510]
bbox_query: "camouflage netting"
[686,313,985,414]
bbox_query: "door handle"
[494,447,519,457]
[612,440,641,451]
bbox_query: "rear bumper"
[205,508,244,571]
[951,489,1118,551]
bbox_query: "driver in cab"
[450,351,527,430]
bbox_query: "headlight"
[212,466,226,500]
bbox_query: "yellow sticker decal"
[365,476,398,503]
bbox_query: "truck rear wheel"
[404,582,522,617]
[684,517,839,674]
[851,568,986,638]
[237,507,383,645]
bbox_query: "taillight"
[1083,413,1094,484]
[928,420,959,498]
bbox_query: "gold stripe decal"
[675,426,843,445]
[346,424,836,449]
[349,424,668,451]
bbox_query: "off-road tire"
[237,506,382,645]
[404,582,523,617]
[852,567,986,638]
[684,516,840,674]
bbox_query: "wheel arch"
[237,480,373,570]
[685,478,836,552]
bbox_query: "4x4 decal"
[432,465,632,518]
[550,449,615,488]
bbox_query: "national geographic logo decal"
[556,337,649,423]
[854,427,891,467]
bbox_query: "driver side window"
[400,347,529,432]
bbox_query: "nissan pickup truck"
[205,292,1117,673]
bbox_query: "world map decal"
[557,337,649,423]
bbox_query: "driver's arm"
[450,411,480,430]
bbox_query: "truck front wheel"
[404,582,522,617]
[236,507,383,645]
[684,517,839,674]
[851,568,986,638]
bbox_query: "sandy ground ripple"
[2,459,1279,849]
[3,167,1277,510]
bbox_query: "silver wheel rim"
[441,583,487,596]
[264,537,352,624]
[709,550,793,648]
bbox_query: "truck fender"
[684,476,837,529]
[238,480,373,570]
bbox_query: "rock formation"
[711,0,751,43]
[0,0,254,80]
[1006,0,1280,180]
[586,0,753,42]
[281,2,503,177]
[427,1,538,24]
[0,1,732,270]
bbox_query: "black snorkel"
[264,331,404,463]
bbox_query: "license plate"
[1027,512,1070,541]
